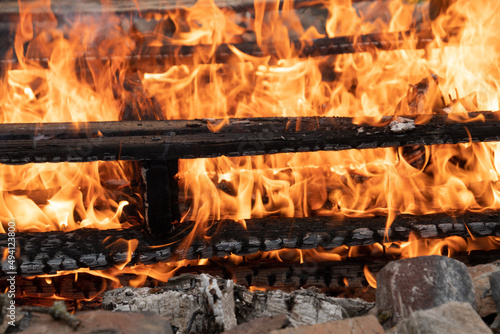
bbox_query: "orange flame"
[1,0,500,299]
[363,265,377,289]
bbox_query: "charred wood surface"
[142,160,180,238]
[1,30,435,69]
[0,0,392,14]
[2,212,500,276]
[2,249,500,307]
[0,0,432,67]
[128,30,434,65]
[0,112,499,164]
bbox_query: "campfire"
[1,0,500,332]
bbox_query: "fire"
[1,0,500,303]
[2,0,500,230]
[0,162,137,232]
[178,141,500,228]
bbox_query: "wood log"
[0,112,499,164]
[2,211,500,276]
[103,274,238,333]
[2,249,500,310]
[0,0,433,68]
[101,274,374,332]
[130,30,434,65]
[1,29,435,70]
[0,0,389,15]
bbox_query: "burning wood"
[0,1,500,330]
[1,212,499,276]
[101,273,373,332]
[0,112,499,163]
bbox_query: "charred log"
[0,112,499,164]
[2,30,436,70]
[2,249,500,308]
[1,212,500,276]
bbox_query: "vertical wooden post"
[142,160,180,238]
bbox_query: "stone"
[269,315,384,334]
[376,255,477,327]
[391,302,492,334]
[489,271,500,314]
[21,310,174,334]
[469,260,500,316]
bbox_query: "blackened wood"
[123,30,435,66]
[142,160,180,238]
[2,211,500,276]
[0,112,499,164]
[3,249,500,306]
[0,259,383,308]
[0,0,386,15]
[2,30,435,69]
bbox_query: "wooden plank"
[0,112,498,164]
[0,29,435,69]
[0,0,385,14]
[2,249,499,307]
[0,0,255,14]
[1,211,500,277]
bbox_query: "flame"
[363,265,377,289]
[1,0,500,302]
[0,161,137,232]
[2,0,500,230]
[179,141,500,228]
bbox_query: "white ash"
[389,118,416,133]
[102,274,374,333]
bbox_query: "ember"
[0,0,500,332]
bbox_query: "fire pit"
[0,0,499,332]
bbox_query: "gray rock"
[469,260,500,316]
[392,302,492,334]
[489,271,500,314]
[376,255,476,327]
[269,315,385,334]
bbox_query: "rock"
[391,302,492,334]
[222,315,290,334]
[490,315,500,332]
[489,271,500,314]
[376,255,477,327]
[21,310,173,334]
[268,315,384,334]
[468,260,500,316]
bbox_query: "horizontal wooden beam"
[2,248,499,307]
[0,0,400,15]
[1,29,435,69]
[2,211,500,277]
[0,112,499,164]
[133,30,434,64]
